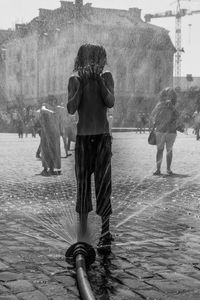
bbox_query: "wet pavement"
[1,131,200,299]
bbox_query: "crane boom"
[144,1,200,88]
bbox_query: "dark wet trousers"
[36,141,41,158]
[75,134,112,217]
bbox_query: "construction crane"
[144,0,200,88]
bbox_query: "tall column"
[75,0,83,21]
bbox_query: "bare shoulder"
[68,74,81,89]
[68,74,80,84]
[101,71,113,79]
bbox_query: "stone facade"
[0,1,175,124]
[0,29,14,107]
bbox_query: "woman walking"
[150,88,180,176]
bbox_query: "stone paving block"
[29,273,50,284]
[122,278,151,290]
[158,271,200,288]
[39,265,64,275]
[111,287,143,299]
[0,296,18,300]
[126,268,155,279]
[145,279,189,294]
[139,289,168,299]
[65,286,79,297]
[1,254,24,264]
[17,290,48,300]
[151,257,178,266]
[51,296,77,300]
[54,275,76,287]
[114,259,133,270]
[165,291,200,300]
[0,272,23,282]
[0,241,18,246]
[4,280,35,293]
[35,283,68,297]
[0,284,9,294]
[0,262,9,271]
[55,261,71,269]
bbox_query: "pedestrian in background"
[33,109,42,159]
[67,43,115,254]
[141,112,147,133]
[136,112,143,133]
[150,87,181,176]
[16,116,24,138]
[57,104,75,157]
[39,95,61,176]
[192,110,200,140]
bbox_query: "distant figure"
[192,110,200,140]
[136,112,144,133]
[40,95,61,176]
[141,113,147,133]
[180,112,191,135]
[30,118,36,137]
[16,118,24,138]
[150,87,181,176]
[24,121,29,137]
[67,44,115,254]
[57,105,76,157]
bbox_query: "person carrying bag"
[148,123,156,145]
[150,88,180,176]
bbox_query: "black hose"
[75,253,96,300]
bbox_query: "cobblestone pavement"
[1,131,200,299]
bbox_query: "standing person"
[33,109,42,158]
[67,44,115,253]
[141,113,147,133]
[40,95,61,176]
[192,110,200,140]
[16,117,24,138]
[150,87,180,176]
[57,104,75,157]
[30,118,36,137]
[136,112,143,133]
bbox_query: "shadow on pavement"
[162,173,190,178]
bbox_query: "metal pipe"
[65,242,96,300]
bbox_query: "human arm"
[67,75,82,115]
[150,103,160,126]
[98,71,115,108]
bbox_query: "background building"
[0,29,14,108]
[173,76,200,91]
[0,0,175,126]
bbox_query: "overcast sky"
[1,0,200,76]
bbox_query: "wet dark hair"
[74,44,107,71]
[160,87,177,104]
[170,89,177,105]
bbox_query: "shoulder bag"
[148,124,157,145]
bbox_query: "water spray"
[65,241,96,300]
